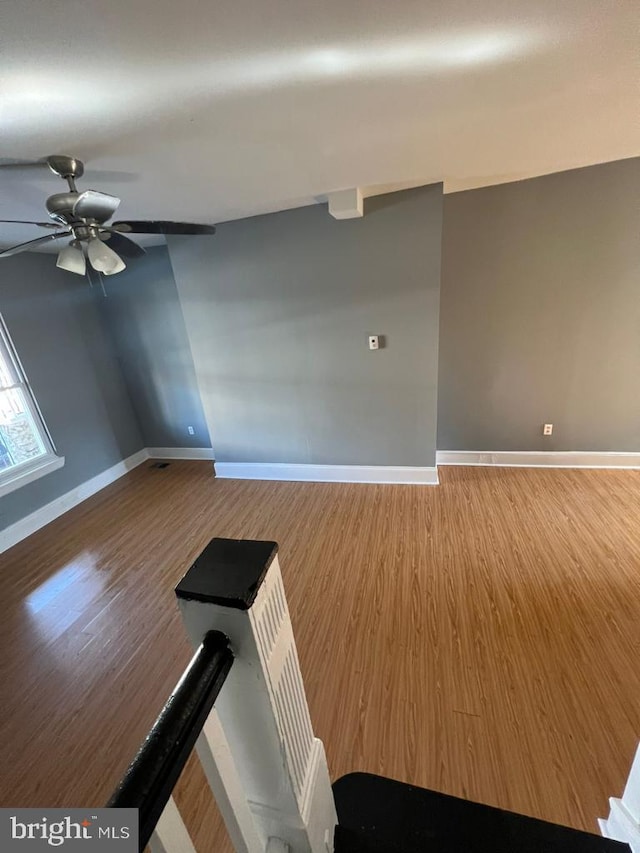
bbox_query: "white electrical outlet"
[187,426,195,435]
[543,423,553,436]
[368,335,379,350]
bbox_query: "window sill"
[0,454,65,499]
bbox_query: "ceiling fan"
[0,155,216,276]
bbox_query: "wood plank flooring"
[0,462,638,851]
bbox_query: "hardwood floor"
[0,462,638,851]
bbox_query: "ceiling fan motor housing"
[46,191,79,222]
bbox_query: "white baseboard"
[0,446,216,554]
[0,448,150,554]
[214,462,439,484]
[436,451,640,469]
[148,447,215,461]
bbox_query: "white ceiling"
[1,0,638,250]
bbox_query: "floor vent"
[150,462,171,469]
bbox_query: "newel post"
[175,538,337,853]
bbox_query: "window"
[0,315,63,498]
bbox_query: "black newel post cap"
[175,537,278,610]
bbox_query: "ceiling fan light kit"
[56,243,86,276]
[87,236,126,275]
[0,155,216,278]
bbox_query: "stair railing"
[107,537,337,853]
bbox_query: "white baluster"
[149,795,197,853]
[599,742,640,853]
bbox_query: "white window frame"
[0,314,64,499]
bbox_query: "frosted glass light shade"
[56,244,86,276]
[102,259,127,276]
[87,237,126,274]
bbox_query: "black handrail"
[107,630,233,851]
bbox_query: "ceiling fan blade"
[112,220,216,235]
[0,219,60,229]
[99,228,146,259]
[0,158,49,169]
[0,230,72,258]
[73,190,121,223]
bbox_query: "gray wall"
[100,246,210,449]
[169,185,443,466]
[438,158,640,451]
[0,253,144,530]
